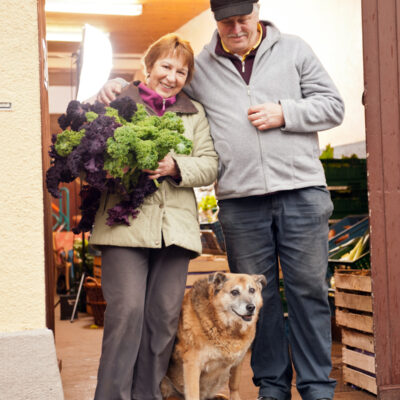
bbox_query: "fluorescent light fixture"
[45,0,142,16]
[76,24,113,102]
[47,26,83,42]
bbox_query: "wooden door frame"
[38,0,55,333]
[362,0,400,398]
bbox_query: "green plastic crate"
[321,159,368,219]
[321,159,367,189]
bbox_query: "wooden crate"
[90,254,230,293]
[186,254,229,291]
[334,269,377,395]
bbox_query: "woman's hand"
[143,155,180,180]
[248,103,285,131]
[96,80,122,105]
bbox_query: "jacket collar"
[206,20,280,61]
[119,81,198,115]
[217,22,266,61]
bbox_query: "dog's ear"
[253,274,267,289]
[208,272,228,292]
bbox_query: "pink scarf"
[138,82,177,116]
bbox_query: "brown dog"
[161,272,266,400]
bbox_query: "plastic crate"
[59,294,78,320]
[329,215,367,234]
[321,159,368,219]
[329,192,368,220]
[321,159,367,189]
[329,245,370,269]
[327,217,370,289]
[329,216,369,251]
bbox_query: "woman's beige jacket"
[89,83,218,257]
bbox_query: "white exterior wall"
[0,0,63,397]
[0,0,46,332]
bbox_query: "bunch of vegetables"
[46,97,192,233]
[198,194,218,223]
[339,230,370,262]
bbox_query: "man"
[98,1,344,399]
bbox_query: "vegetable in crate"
[339,230,369,262]
[46,97,192,233]
[198,194,218,222]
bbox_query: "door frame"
[38,0,55,333]
[362,1,400,398]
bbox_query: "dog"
[161,272,266,400]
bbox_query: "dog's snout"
[246,304,255,313]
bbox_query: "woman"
[89,34,218,400]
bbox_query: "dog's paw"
[229,392,241,400]
[209,395,229,400]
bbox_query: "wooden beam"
[362,0,400,396]
[38,0,55,332]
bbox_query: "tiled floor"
[55,307,376,400]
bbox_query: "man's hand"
[96,80,123,105]
[248,103,285,131]
[143,155,180,180]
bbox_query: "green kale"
[105,106,127,125]
[135,140,159,170]
[54,129,85,157]
[85,111,98,122]
[104,103,193,188]
[159,111,185,134]
[130,103,149,124]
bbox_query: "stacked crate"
[321,159,368,219]
[334,269,377,395]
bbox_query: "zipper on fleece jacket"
[247,85,269,193]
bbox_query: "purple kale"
[58,100,90,131]
[46,163,76,198]
[110,96,138,121]
[106,173,159,226]
[90,101,107,115]
[72,185,102,234]
[57,100,107,131]
[46,135,77,198]
[71,115,121,191]
[46,98,169,233]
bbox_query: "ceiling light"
[45,0,142,16]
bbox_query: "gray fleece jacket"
[185,21,345,200]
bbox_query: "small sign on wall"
[0,102,12,111]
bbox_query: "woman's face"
[147,54,189,98]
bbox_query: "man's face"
[216,8,259,56]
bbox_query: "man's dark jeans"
[218,187,336,400]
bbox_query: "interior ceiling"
[46,0,210,55]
